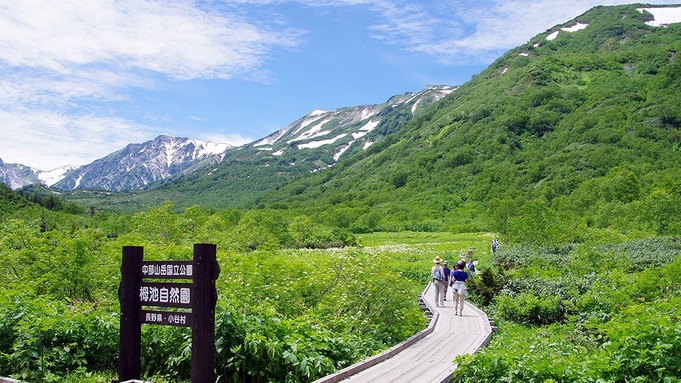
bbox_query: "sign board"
[117,244,219,383]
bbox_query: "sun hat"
[444,260,448,265]
[433,256,443,263]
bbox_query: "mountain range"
[1,136,229,191]
[0,85,454,192]
[4,3,681,236]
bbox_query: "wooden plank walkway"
[312,281,493,383]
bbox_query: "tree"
[486,198,519,238]
[507,198,557,247]
[641,189,681,235]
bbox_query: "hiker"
[467,258,476,277]
[442,261,451,300]
[491,238,499,254]
[431,256,445,307]
[450,262,469,316]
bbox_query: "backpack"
[432,266,443,281]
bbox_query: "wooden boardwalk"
[312,281,493,383]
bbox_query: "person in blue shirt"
[442,261,451,301]
[450,262,469,316]
[467,258,476,278]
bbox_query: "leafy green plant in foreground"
[1,227,491,382]
[455,239,681,382]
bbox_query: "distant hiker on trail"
[459,251,466,264]
[467,247,473,262]
[442,261,451,301]
[491,238,499,254]
[450,262,469,316]
[431,256,445,307]
[467,258,476,277]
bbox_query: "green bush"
[595,300,681,382]
[495,292,564,325]
[0,296,118,381]
[466,267,507,307]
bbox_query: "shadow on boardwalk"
[312,281,494,383]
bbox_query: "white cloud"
[0,108,161,170]
[0,0,303,169]
[348,0,681,64]
[0,0,302,81]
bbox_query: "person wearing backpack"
[431,256,445,307]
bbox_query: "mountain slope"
[69,85,454,210]
[60,4,681,239]
[249,4,681,235]
[52,135,231,191]
[0,159,40,190]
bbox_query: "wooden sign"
[117,244,219,383]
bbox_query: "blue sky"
[1,0,680,170]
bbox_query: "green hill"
[57,4,681,243]
[252,4,681,240]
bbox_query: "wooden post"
[119,246,143,381]
[191,244,219,383]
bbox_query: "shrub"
[495,292,564,325]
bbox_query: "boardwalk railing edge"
[311,282,440,383]
[466,301,494,349]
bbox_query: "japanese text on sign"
[142,263,193,278]
[141,310,192,327]
[139,282,192,308]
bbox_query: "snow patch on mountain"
[195,140,228,156]
[639,6,681,26]
[361,119,380,131]
[298,133,348,149]
[289,118,333,143]
[295,113,328,136]
[334,145,350,162]
[253,133,281,147]
[546,22,589,41]
[360,108,378,121]
[37,165,79,187]
[562,22,588,32]
[411,98,423,115]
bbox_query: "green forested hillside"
[250,5,681,241]
[57,5,681,241]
